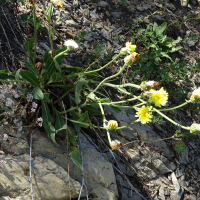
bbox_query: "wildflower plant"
[0,0,199,167]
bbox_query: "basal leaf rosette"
[120,42,136,55]
[190,88,200,103]
[135,105,153,124]
[107,120,118,131]
[147,87,168,107]
[190,123,200,135]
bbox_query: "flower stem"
[84,53,122,74]
[90,63,128,95]
[153,107,190,130]
[48,3,54,57]
[99,103,112,144]
[157,101,191,112]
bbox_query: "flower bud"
[124,52,140,65]
[64,40,79,50]
[110,140,121,150]
[190,88,200,103]
[140,81,159,91]
[107,120,118,131]
[190,123,200,135]
[120,42,136,55]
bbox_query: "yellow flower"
[120,42,136,55]
[107,120,118,131]
[190,88,200,103]
[148,87,168,107]
[190,123,200,135]
[135,105,153,124]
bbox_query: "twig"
[78,132,88,200]
[29,132,34,200]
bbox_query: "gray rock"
[164,188,170,195]
[170,188,184,200]
[178,148,189,164]
[151,159,171,174]
[65,20,81,28]
[167,3,176,10]
[126,149,140,161]
[111,12,122,18]
[159,186,165,200]
[165,162,176,171]
[196,155,200,170]
[98,1,108,7]
[171,172,180,191]
[0,127,118,199]
[136,6,145,11]
[143,4,151,10]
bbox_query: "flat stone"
[151,159,171,174]
[136,6,145,11]
[111,12,122,18]
[170,188,184,200]
[126,149,141,162]
[65,20,81,28]
[98,1,108,7]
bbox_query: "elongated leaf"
[25,60,36,74]
[78,111,91,128]
[41,101,52,137]
[33,87,44,100]
[70,148,82,169]
[17,88,33,94]
[24,39,34,53]
[110,106,123,114]
[49,123,58,145]
[20,71,40,87]
[67,127,77,144]
[43,93,51,102]
[75,78,87,105]
[83,105,101,115]
[55,48,67,64]
[55,109,67,133]
[15,69,21,81]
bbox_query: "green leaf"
[15,69,21,81]
[85,71,103,78]
[160,52,172,61]
[78,111,91,128]
[55,109,67,133]
[41,100,52,137]
[43,93,51,102]
[17,88,33,94]
[20,71,40,87]
[49,123,58,145]
[156,22,167,36]
[70,148,82,169]
[33,87,44,100]
[25,60,36,74]
[55,48,67,64]
[67,127,77,143]
[75,78,87,105]
[110,106,123,114]
[24,39,34,53]
[83,105,101,115]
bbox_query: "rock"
[98,1,108,7]
[170,188,184,200]
[196,155,200,170]
[126,149,140,161]
[165,162,176,171]
[164,188,170,195]
[159,187,165,200]
[0,127,118,199]
[143,4,151,10]
[171,172,180,191]
[167,3,176,10]
[178,148,189,164]
[111,12,122,18]
[65,20,81,28]
[0,154,85,199]
[151,159,171,174]
[136,6,145,11]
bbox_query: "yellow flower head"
[135,105,153,124]
[110,140,121,150]
[148,87,168,107]
[190,123,200,135]
[190,88,200,103]
[120,42,136,55]
[107,120,118,131]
